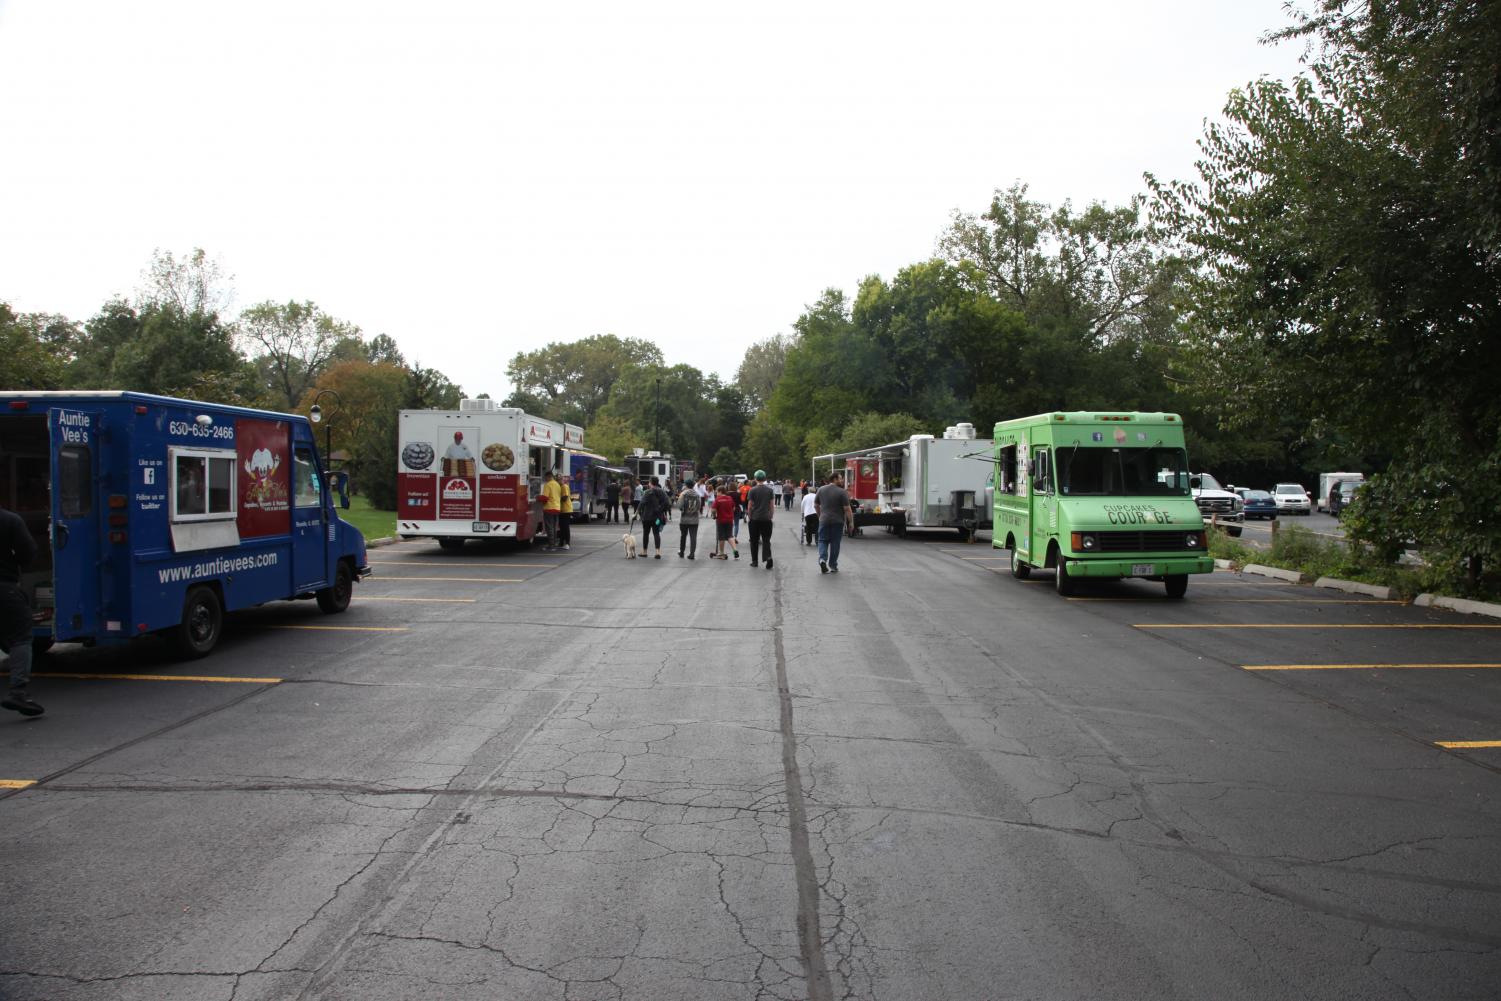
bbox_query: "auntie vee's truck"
[0,391,370,658]
[993,412,1214,598]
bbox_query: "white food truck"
[814,423,995,540]
[396,400,568,550]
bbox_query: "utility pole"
[654,377,661,452]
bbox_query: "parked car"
[1241,489,1278,520]
[1273,482,1311,515]
[1329,478,1360,517]
[1189,472,1244,537]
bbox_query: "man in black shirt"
[746,470,776,569]
[0,505,43,717]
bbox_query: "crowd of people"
[550,470,854,572]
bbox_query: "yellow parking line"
[1437,740,1501,749]
[363,576,524,583]
[1244,663,1501,671]
[1140,624,1501,630]
[368,561,555,568]
[357,597,477,603]
[35,672,282,683]
[0,780,37,789]
[266,625,409,632]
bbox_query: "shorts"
[716,522,732,541]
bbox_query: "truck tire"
[1164,574,1189,599]
[316,562,353,614]
[1054,556,1077,597]
[174,586,223,659]
[437,538,465,552]
[1011,548,1031,580]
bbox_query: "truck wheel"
[437,538,465,552]
[174,586,223,659]
[1164,574,1189,599]
[316,562,353,614]
[1054,557,1077,597]
[1011,549,1031,580]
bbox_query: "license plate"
[1131,563,1155,576]
[471,521,491,533]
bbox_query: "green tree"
[0,302,76,389]
[64,300,254,401]
[831,412,930,453]
[505,334,663,425]
[735,334,794,409]
[738,410,801,479]
[1150,1,1501,586]
[582,414,645,464]
[240,300,362,410]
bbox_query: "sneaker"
[562,544,570,550]
[750,561,758,568]
[2,689,44,717]
[655,553,661,559]
[830,567,839,573]
[678,551,684,558]
[733,550,740,559]
[765,558,773,570]
[688,554,695,560]
[820,560,828,574]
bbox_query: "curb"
[1213,559,1235,571]
[1313,576,1395,599]
[1242,563,1306,583]
[366,536,398,549]
[1414,594,1501,619]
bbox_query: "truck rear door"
[48,407,102,640]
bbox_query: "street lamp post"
[308,388,342,477]
[653,378,661,452]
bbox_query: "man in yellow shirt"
[541,471,563,551]
[557,474,573,550]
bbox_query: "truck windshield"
[1057,446,1190,497]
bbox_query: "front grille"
[1196,496,1236,514]
[1094,531,1196,553]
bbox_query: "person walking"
[732,478,748,546]
[637,476,669,560]
[746,470,775,569]
[540,471,563,551]
[556,472,573,550]
[1,504,42,718]
[815,472,852,574]
[783,479,795,511]
[677,480,702,559]
[801,484,818,546]
[711,483,738,559]
[619,477,634,522]
[605,477,621,523]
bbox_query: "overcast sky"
[0,1,1310,403]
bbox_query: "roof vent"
[460,398,498,413]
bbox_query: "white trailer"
[396,399,565,550]
[1317,471,1364,512]
[814,423,995,540]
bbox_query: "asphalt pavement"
[2,518,1498,1000]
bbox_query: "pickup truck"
[1190,472,1244,537]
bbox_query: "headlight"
[1069,532,1097,552]
[1186,532,1203,548]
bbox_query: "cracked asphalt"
[2,521,1499,1000]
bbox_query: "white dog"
[621,533,638,559]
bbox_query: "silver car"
[1273,482,1311,515]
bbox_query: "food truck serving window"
[172,448,236,521]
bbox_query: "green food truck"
[993,412,1214,598]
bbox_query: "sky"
[0,1,1312,403]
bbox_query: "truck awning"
[811,441,910,464]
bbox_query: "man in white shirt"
[800,485,818,546]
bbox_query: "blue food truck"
[0,391,371,658]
